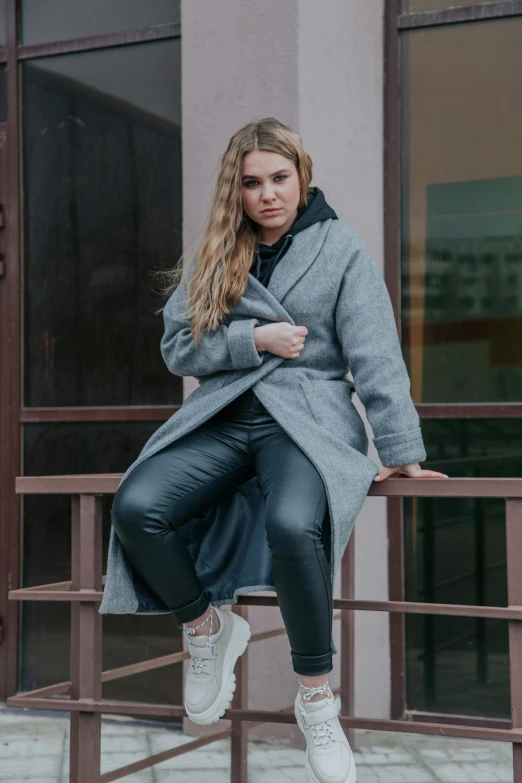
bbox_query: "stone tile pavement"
[0,703,515,782]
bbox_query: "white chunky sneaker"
[182,605,251,725]
[295,682,356,783]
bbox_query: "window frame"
[0,0,181,703]
[385,0,522,726]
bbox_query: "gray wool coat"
[99,219,426,644]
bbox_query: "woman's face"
[241,150,300,243]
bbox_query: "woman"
[100,117,446,783]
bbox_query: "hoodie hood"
[251,186,338,287]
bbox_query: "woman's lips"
[261,208,281,214]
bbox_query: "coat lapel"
[242,220,332,323]
[264,220,331,303]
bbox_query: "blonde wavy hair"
[156,117,313,345]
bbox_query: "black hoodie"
[250,186,338,288]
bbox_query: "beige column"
[297,0,390,721]
[181,0,389,742]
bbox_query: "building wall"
[297,0,389,721]
[181,0,389,742]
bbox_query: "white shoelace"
[298,679,331,701]
[182,607,218,676]
[298,679,336,747]
[190,656,210,676]
[311,721,334,746]
[182,606,215,640]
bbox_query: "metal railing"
[7,475,522,782]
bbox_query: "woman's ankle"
[298,675,332,704]
[182,606,220,638]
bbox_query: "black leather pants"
[112,387,333,676]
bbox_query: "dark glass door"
[398,9,522,718]
[0,1,184,709]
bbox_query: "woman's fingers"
[374,467,449,481]
[373,467,396,481]
[402,467,448,479]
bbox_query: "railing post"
[230,604,249,783]
[506,498,522,782]
[388,496,406,719]
[69,494,103,783]
[341,531,355,748]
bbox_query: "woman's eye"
[245,175,287,188]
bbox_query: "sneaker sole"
[294,700,357,783]
[185,612,251,726]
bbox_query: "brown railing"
[7,475,522,782]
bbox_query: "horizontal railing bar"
[406,709,512,731]
[16,681,71,699]
[16,475,122,494]
[7,695,522,744]
[9,577,107,600]
[11,577,518,620]
[238,595,522,620]
[224,710,522,744]
[8,588,104,601]
[19,579,71,591]
[340,599,522,620]
[15,474,522,496]
[21,405,179,423]
[369,478,522,498]
[102,650,189,681]
[5,696,95,712]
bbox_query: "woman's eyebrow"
[241,169,292,180]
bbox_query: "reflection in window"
[400,18,522,403]
[404,418,522,718]
[402,0,494,10]
[0,65,6,121]
[22,39,182,406]
[21,0,180,45]
[21,422,183,708]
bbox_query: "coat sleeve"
[334,242,427,467]
[160,280,264,377]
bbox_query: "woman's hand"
[373,462,448,482]
[254,323,308,359]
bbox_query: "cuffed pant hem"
[170,591,210,624]
[291,649,333,676]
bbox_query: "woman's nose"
[261,186,276,201]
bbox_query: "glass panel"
[401,18,522,403]
[21,422,184,709]
[404,418,522,718]
[21,0,180,44]
[0,0,5,46]
[0,65,6,122]
[22,39,182,406]
[402,1,494,10]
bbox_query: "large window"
[401,16,522,405]
[397,3,522,718]
[0,1,183,706]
